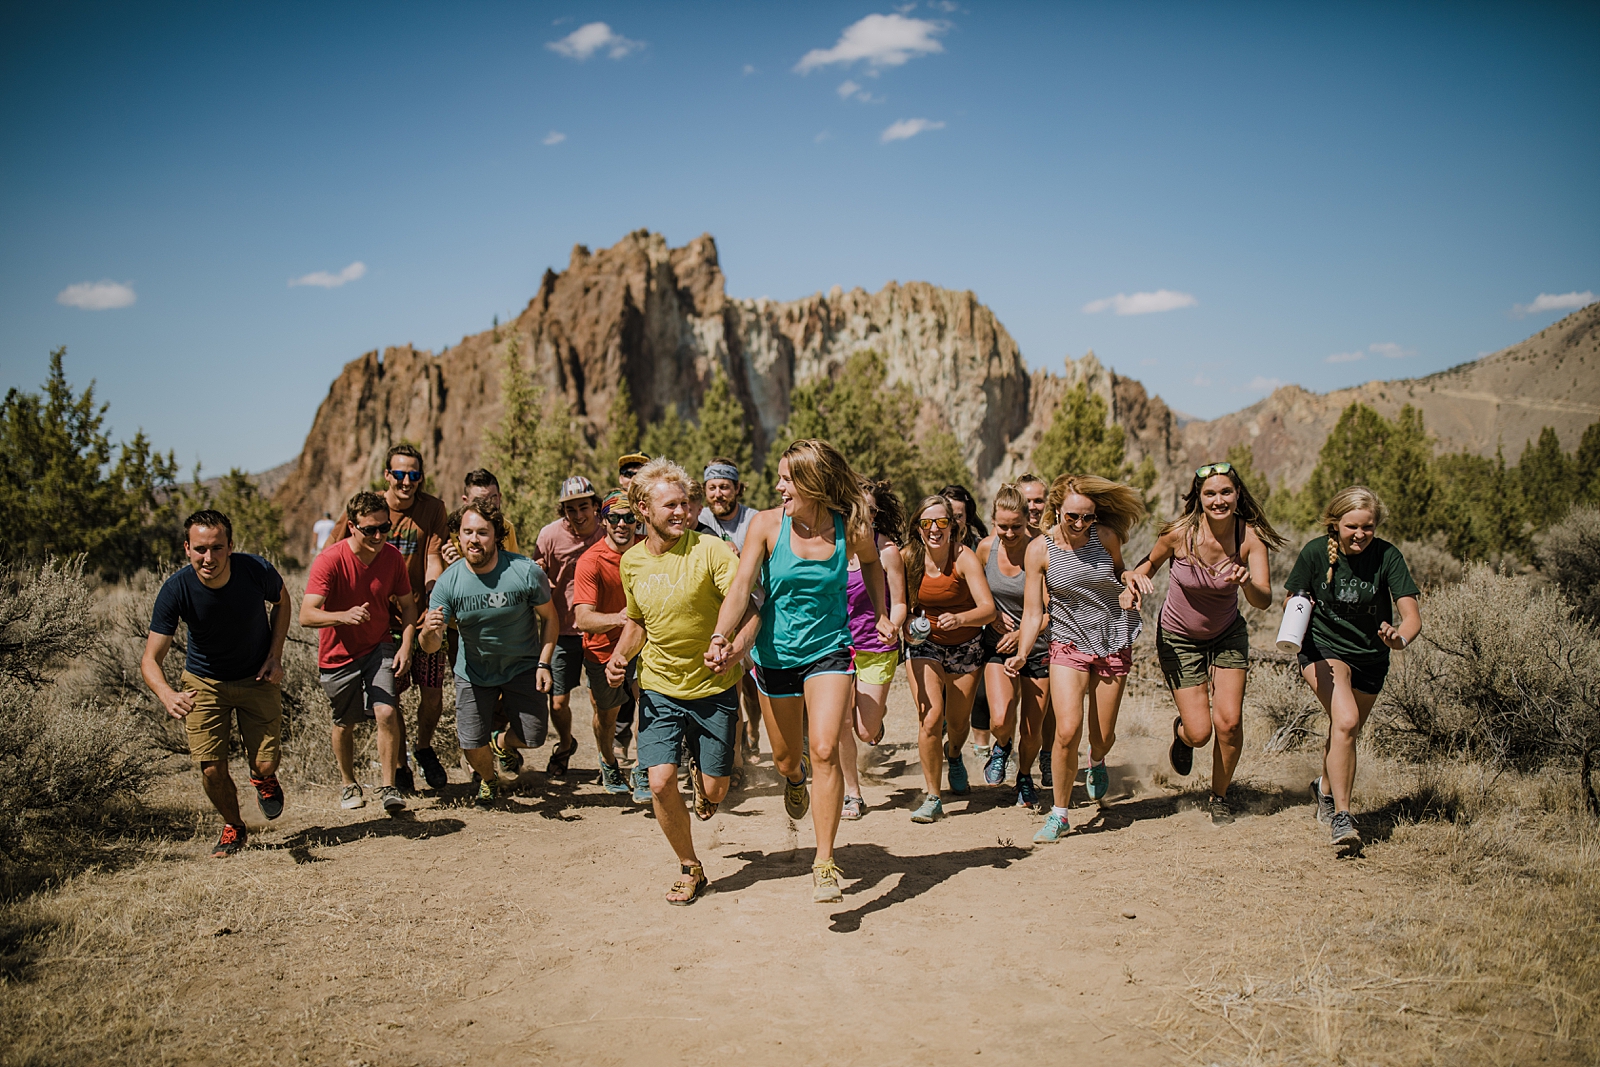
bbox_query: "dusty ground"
[2,678,1596,1066]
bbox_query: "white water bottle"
[1276,594,1313,653]
[907,614,932,646]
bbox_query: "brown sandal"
[666,863,708,906]
[690,768,717,821]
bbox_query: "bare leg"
[842,680,890,799]
[909,657,948,795]
[550,692,576,747]
[199,759,244,824]
[332,723,358,785]
[648,762,699,867]
[943,671,980,759]
[592,701,621,767]
[739,674,762,759]
[761,691,806,783]
[462,744,497,782]
[804,673,854,862]
[1208,668,1247,797]
[1049,666,1091,809]
[1084,673,1128,764]
[1016,676,1048,775]
[1303,661,1378,811]
[373,704,402,787]
[985,662,1019,747]
[416,685,443,749]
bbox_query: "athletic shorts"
[1156,615,1250,691]
[1297,639,1390,696]
[753,647,855,699]
[637,686,739,778]
[908,632,984,676]
[320,644,399,726]
[981,629,1049,679]
[180,671,283,766]
[1049,641,1133,679]
[852,648,899,686]
[455,666,548,750]
[584,657,635,711]
[551,634,584,697]
[395,645,448,695]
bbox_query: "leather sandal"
[666,863,709,906]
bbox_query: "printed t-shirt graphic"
[1285,536,1419,658]
[304,540,411,669]
[430,551,553,686]
[149,553,285,682]
[620,530,742,701]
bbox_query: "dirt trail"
[9,684,1439,1066]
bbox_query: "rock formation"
[274,228,1600,546]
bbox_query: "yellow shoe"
[812,859,844,903]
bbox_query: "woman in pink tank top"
[1128,462,1284,823]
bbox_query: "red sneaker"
[212,823,248,857]
[250,773,285,820]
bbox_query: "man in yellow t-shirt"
[607,458,759,906]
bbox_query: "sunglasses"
[603,512,635,525]
[386,469,423,483]
[1195,462,1234,479]
[356,521,393,537]
[1062,511,1097,525]
[918,516,952,530]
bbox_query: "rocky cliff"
[274,229,1600,546]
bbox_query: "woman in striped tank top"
[1009,474,1146,843]
[1128,462,1284,825]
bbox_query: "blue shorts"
[751,647,855,699]
[637,686,740,777]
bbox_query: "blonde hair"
[1046,474,1145,541]
[902,494,957,614]
[780,439,871,540]
[992,483,1026,520]
[1319,484,1388,583]
[628,457,693,515]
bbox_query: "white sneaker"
[340,783,365,809]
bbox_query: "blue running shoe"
[1033,810,1070,843]
[1086,760,1109,801]
[599,761,629,794]
[945,748,970,795]
[631,764,652,804]
[984,742,1011,786]
[1015,772,1037,809]
[1039,749,1053,789]
[909,793,944,823]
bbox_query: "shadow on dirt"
[265,815,467,864]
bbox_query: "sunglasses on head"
[1195,461,1234,479]
[387,469,423,483]
[1062,510,1096,525]
[918,516,952,531]
[356,521,393,537]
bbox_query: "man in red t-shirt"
[302,491,418,815]
[572,488,640,795]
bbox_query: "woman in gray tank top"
[976,484,1051,809]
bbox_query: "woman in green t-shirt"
[1284,485,1422,850]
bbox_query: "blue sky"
[2,1,1596,474]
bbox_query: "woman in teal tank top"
[710,439,893,904]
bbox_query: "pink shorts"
[1049,641,1133,678]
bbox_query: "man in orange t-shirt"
[571,488,639,795]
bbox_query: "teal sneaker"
[1086,760,1109,801]
[946,748,970,795]
[1033,810,1070,843]
[909,793,944,823]
[598,761,629,794]
[631,764,652,804]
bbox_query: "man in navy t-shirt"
[141,510,290,857]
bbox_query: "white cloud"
[1511,290,1595,317]
[56,280,135,310]
[547,22,642,61]
[1369,341,1413,359]
[1190,374,1213,388]
[796,13,947,73]
[880,117,944,142]
[1081,289,1198,316]
[742,64,756,75]
[1246,376,1285,393]
[1326,350,1365,364]
[930,0,960,9]
[288,262,366,289]
[837,79,861,98]
[543,131,566,145]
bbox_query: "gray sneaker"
[1310,777,1335,825]
[377,785,407,814]
[340,783,365,809]
[783,772,811,820]
[1331,810,1361,847]
[1207,793,1235,825]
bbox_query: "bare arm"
[1102,528,1146,610]
[533,599,560,692]
[1239,528,1273,611]
[711,510,777,641]
[933,546,995,634]
[1380,595,1422,650]
[880,542,908,631]
[1004,539,1050,674]
[574,602,628,635]
[299,592,369,629]
[1131,529,1177,585]
[605,618,647,687]
[140,632,194,719]
[254,585,291,684]
[391,591,418,678]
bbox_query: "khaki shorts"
[181,671,283,766]
[1156,615,1249,691]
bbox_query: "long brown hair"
[863,478,906,545]
[781,439,872,541]
[1160,466,1287,550]
[1319,485,1388,583]
[1046,474,1145,541]
[902,493,957,614]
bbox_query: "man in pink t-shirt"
[534,475,603,776]
[301,491,417,815]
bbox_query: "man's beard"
[710,497,738,519]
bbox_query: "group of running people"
[140,435,1422,905]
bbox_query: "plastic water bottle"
[1276,594,1313,653]
[907,614,932,646]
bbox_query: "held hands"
[254,654,284,686]
[162,688,197,719]
[1002,652,1028,678]
[874,616,898,647]
[1378,621,1409,650]
[338,604,371,627]
[704,634,734,674]
[1120,571,1154,610]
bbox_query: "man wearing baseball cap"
[533,474,604,776]
[617,453,650,490]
